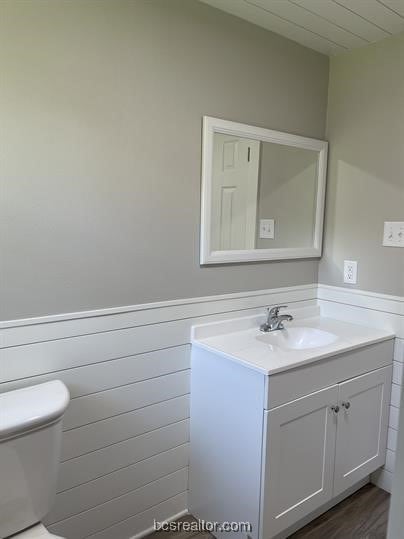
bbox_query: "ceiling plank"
[335,0,404,33]
[376,0,404,18]
[201,0,346,54]
[199,0,404,55]
[249,0,366,48]
[292,0,390,42]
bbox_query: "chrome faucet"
[260,305,293,332]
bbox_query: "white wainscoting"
[317,284,404,494]
[1,282,401,538]
[0,284,318,539]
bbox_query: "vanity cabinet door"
[261,385,338,538]
[333,365,392,496]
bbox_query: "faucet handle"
[268,305,288,317]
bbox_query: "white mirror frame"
[200,116,328,265]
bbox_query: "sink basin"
[256,326,339,350]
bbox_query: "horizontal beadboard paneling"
[48,443,189,524]
[58,419,189,492]
[0,320,191,381]
[1,285,316,539]
[385,449,396,473]
[391,383,402,408]
[2,283,400,537]
[393,361,403,385]
[394,338,404,362]
[48,468,188,539]
[317,284,404,315]
[0,346,190,398]
[388,427,398,452]
[1,305,317,383]
[63,370,190,430]
[318,285,404,338]
[83,493,188,539]
[0,284,317,347]
[389,405,400,431]
[61,395,190,461]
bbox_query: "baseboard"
[130,509,189,539]
[371,469,394,493]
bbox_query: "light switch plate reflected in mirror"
[260,219,275,239]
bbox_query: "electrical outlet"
[383,221,404,247]
[259,219,275,239]
[344,260,358,284]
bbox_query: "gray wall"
[319,33,404,296]
[0,0,329,321]
[256,144,318,249]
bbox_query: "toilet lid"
[0,381,70,441]
[13,524,63,538]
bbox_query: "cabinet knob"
[342,401,351,410]
[331,405,340,414]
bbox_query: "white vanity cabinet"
[261,366,392,537]
[189,338,394,539]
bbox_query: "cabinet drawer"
[265,340,394,409]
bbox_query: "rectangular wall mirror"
[200,116,328,264]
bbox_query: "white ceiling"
[200,0,404,55]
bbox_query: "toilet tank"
[0,381,70,538]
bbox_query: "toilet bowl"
[0,381,70,538]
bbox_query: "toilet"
[0,381,70,538]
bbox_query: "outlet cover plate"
[344,260,358,284]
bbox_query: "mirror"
[200,117,328,264]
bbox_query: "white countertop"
[191,313,395,375]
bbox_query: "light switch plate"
[344,260,358,284]
[383,221,404,247]
[259,219,275,239]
